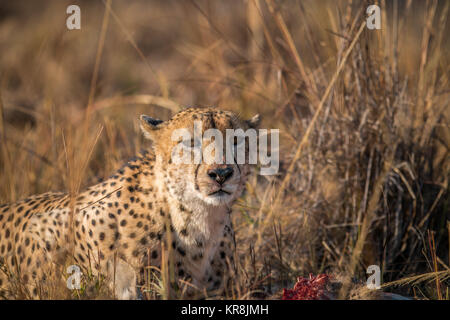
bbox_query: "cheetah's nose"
[207,167,234,185]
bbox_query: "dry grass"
[0,0,449,299]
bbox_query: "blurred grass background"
[0,0,449,299]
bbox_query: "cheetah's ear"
[140,115,164,139]
[246,114,261,129]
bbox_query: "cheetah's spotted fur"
[0,107,260,299]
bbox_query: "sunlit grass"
[0,0,448,299]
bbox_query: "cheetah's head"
[140,107,260,208]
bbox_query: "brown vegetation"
[0,0,448,299]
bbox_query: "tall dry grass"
[0,0,448,299]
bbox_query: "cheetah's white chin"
[202,191,234,206]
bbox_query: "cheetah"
[0,107,260,299]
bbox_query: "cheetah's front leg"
[106,257,137,300]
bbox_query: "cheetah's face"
[140,108,260,207]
